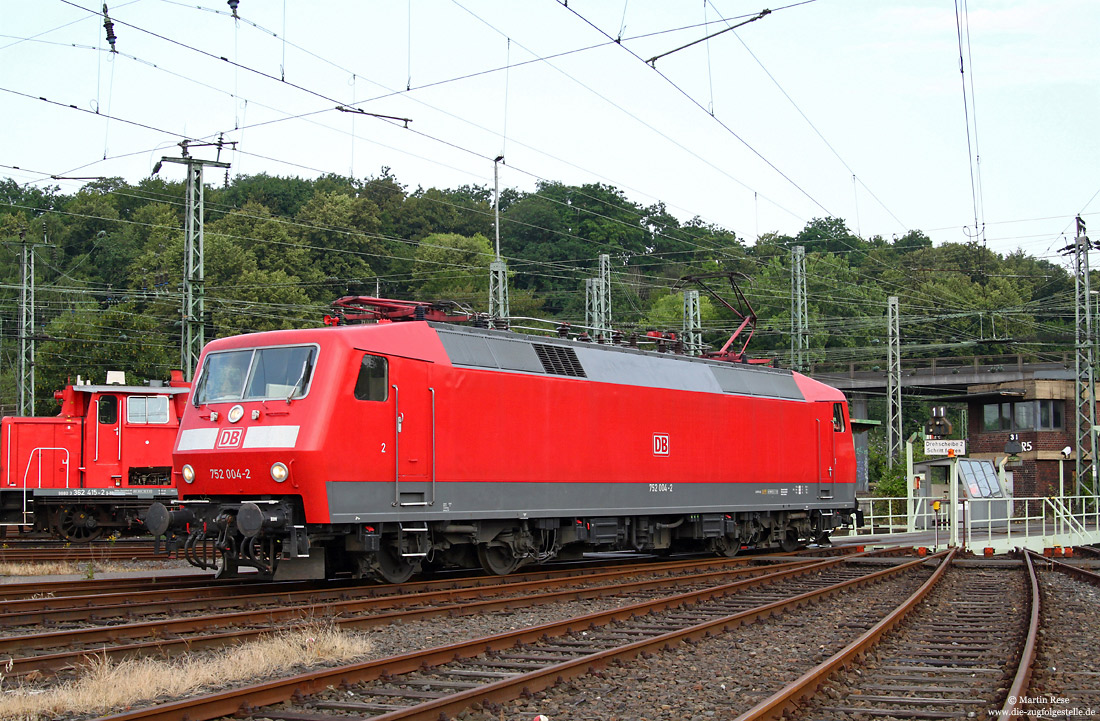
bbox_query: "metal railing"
[833,494,1100,554]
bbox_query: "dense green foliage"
[0,171,1081,480]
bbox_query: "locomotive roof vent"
[533,343,586,378]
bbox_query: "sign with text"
[924,439,966,456]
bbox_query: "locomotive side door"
[816,403,836,498]
[389,359,433,507]
[89,393,123,487]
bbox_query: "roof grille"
[533,344,586,377]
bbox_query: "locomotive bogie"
[154,322,861,581]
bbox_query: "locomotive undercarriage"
[148,498,862,582]
[0,499,159,542]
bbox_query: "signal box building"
[957,378,1081,498]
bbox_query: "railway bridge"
[805,352,1075,397]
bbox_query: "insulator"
[103,16,117,52]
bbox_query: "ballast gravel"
[1027,569,1100,715]
[453,564,934,721]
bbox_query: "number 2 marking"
[381,442,387,453]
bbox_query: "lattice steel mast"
[1064,217,1095,492]
[887,296,902,467]
[790,245,807,371]
[154,140,231,380]
[585,254,611,341]
[488,155,509,325]
[16,226,48,415]
[682,289,702,356]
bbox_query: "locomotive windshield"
[194,345,317,405]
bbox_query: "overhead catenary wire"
[0,7,1082,358]
[557,0,834,220]
[15,3,792,242]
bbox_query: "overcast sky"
[3,1,1098,264]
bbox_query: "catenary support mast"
[790,245,807,371]
[887,296,902,467]
[1064,217,1095,491]
[155,141,230,380]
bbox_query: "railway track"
[2,551,884,681]
[43,548,927,720]
[7,544,1093,721]
[1023,550,1100,714]
[731,548,1041,720]
[0,538,162,562]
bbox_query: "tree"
[292,191,374,299]
[34,301,177,407]
[219,173,315,218]
[411,232,493,303]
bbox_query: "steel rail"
[0,573,221,600]
[2,554,839,677]
[0,549,839,613]
[732,545,1041,721]
[1030,548,1100,587]
[731,547,957,721]
[0,544,860,602]
[999,550,1042,719]
[0,552,821,629]
[0,546,162,562]
[96,550,936,721]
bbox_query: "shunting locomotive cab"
[1,375,185,541]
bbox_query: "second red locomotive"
[1,372,188,540]
[149,303,861,581]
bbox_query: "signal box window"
[355,355,388,401]
[832,402,845,432]
[982,400,1063,432]
[98,395,118,424]
[128,396,170,424]
[1038,399,1064,431]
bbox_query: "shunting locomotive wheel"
[53,506,104,543]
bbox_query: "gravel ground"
[1027,570,1100,714]
[16,558,930,720]
[453,563,935,721]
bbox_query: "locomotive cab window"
[832,403,846,432]
[127,396,170,424]
[98,395,118,424]
[354,354,388,402]
[194,345,318,404]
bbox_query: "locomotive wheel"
[779,530,799,553]
[713,536,741,558]
[477,543,520,576]
[371,546,417,584]
[55,507,104,543]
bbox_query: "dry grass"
[0,561,140,577]
[0,623,372,721]
[0,561,87,577]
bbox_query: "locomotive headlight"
[227,404,245,423]
[270,462,289,483]
[181,464,195,484]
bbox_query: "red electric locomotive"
[1,372,189,541]
[149,298,861,582]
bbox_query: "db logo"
[216,428,244,449]
[652,433,670,456]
